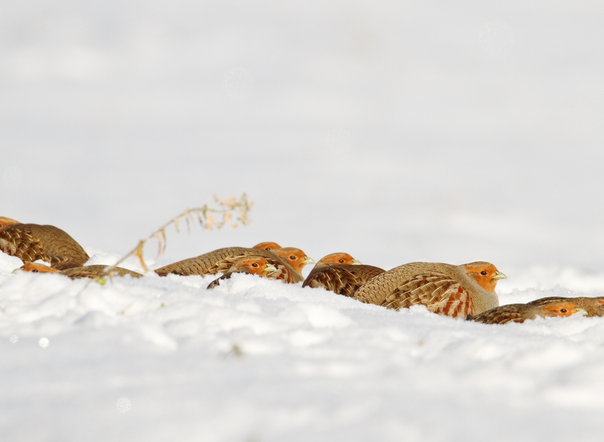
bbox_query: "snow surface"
[3,0,604,440]
[3,250,604,442]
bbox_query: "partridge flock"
[2,216,603,324]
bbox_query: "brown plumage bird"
[273,247,315,275]
[154,247,303,283]
[303,264,385,298]
[468,299,588,324]
[207,256,278,289]
[18,262,143,279]
[305,252,362,279]
[253,242,282,251]
[0,220,90,270]
[354,261,506,318]
[527,296,604,317]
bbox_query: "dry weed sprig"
[94,193,253,282]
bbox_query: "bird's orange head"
[233,257,275,276]
[274,247,315,273]
[235,256,277,277]
[19,262,58,274]
[0,217,19,230]
[317,252,362,266]
[541,302,587,318]
[253,242,282,251]
[464,262,506,293]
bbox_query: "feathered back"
[154,247,303,283]
[354,261,501,318]
[0,223,89,270]
[303,264,384,298]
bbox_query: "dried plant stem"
[92,193,252,283]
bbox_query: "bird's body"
[154,247,303,283]
[0,222,89,270]
[468,299,587,324]
[354,261,506,318]
[303,264,385,298]
[19,262,142,279]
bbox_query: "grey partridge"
[354,261,506,318]
[527,296,604,317]
[18,262,143,279]
[206,256,278,289]
[153,247,303,283]
[468,298,588,324]
[0,220,90,270]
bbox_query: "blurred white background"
[2,0,604,272]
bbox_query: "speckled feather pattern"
[354,262,500,318]
[468,303,549,324]
[468,297,588,324]
[21,262,142,279]
[303,264,385,298]
[0,223,89,270]
[60,265,143,279]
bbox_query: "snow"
[3,250,604,442]
[2,0,604,440]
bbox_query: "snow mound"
[2,252,604,441]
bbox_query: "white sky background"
[2,0,604,272]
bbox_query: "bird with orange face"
[206,256,278,289]
[17,262,143,279]
[154,247,304,283]
[253,242,282,251]
[527,296,604,317]
[312,252,362,268]
[305,253,362,282]
[0,218,90,270]
[0,217,19,228]
[272,247,315,275]
[467,298,588,324]
[354,261,507,318]
[303,252,384,298]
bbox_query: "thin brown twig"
[80,193,252,290]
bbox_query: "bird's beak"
[265,263,278,273]
[303,256,315,266]
[352,258,362,265]
[575,308,589,317]
[493,271,507,280]
[11,268,23,274]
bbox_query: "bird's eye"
[289,255,297,260]
[338,259,344,263]
[32,269,39,273]
[560,308,567,313]
[480,271,487,276]
[252,263,259,267]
